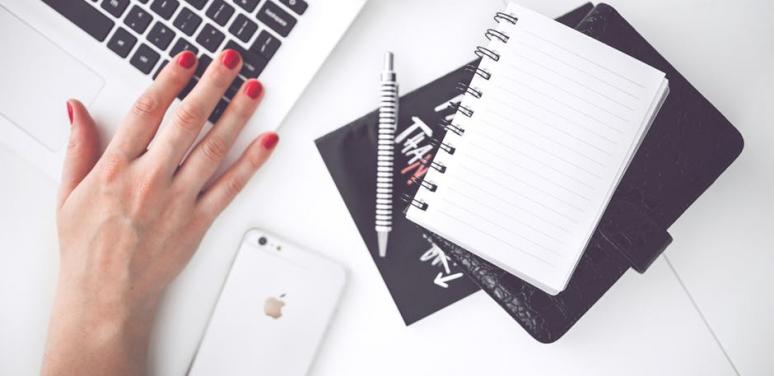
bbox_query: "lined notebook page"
[406,3,667,295]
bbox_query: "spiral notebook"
[406,3,669,295]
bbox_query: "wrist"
[42,277,159,375]
[54,278,159,340]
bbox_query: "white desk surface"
[1,0,772,375]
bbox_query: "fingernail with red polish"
[261,132,279,150]
[66,102,73,125]
[244,80,263,99]
[177,51,197,69]
[221,49,241,70]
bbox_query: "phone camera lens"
[258,237,267,246]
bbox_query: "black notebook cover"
[432,3,744,343]
[315,4,595,325]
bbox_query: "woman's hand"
[42,49,278,375]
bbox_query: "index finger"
[106,51,198,160]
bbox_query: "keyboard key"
[233,0,259,13]
[228,14,258,43]
[257,1,296,37]
[107,27,138,58]
[225,41,267,78]
[124,5,153,34]
[196,23,225,52]
[195,55,213,77]
[148,22,176,50]
[173,7,202,36]
[130,44,161,74]
[185,0,209,10]
[278,0,307,15]
[225,76,245,99]
[170,38,199,56]
[154,59,169,79]
[178,77,198,99]
[101,0,130,18]
[150,0,180,20]
[42,0,115,42]
[209,99,229,123]
[250,30,281,60]
[205,0,235,26]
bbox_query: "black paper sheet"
[315,4,595,325]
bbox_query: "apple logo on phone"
[264,293,286,319]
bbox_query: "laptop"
[0,0,367,179]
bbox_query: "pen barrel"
[375,77,398,233]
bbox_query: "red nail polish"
[177,51,197,69]
[66,102,73,125]
[260,132,279,150]
[244,80,263,99]
[221,49,241,70]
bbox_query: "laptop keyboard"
[42,0,307,122]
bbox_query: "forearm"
[41,279,157,376]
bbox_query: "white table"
[1,0,772,375]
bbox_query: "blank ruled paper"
[406,3,668,295]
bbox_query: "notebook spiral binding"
[448,102,475,118]
[400,193,428,211]
[429,136,456,155]
[441,119,465,136]
[407,11,518,212]
[456,82,483,99]
[464,64,492,80]
[409,175,438,192]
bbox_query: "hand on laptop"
[42,50,278,375]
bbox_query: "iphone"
[188,228,346,375]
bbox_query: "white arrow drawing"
[420,243,452,274]
[434,272,464,288]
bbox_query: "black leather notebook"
[315,4,595,325]
[430,3,744,343]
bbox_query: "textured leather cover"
[432,3,744,343]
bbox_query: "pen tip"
[378,231,389,258]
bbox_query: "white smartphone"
[188,228,347,376]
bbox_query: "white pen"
[376,52,398,258]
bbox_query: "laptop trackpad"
[0,7,103,152]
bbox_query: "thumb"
[58,99,100,210]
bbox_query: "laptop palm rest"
[0,6,103,153]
